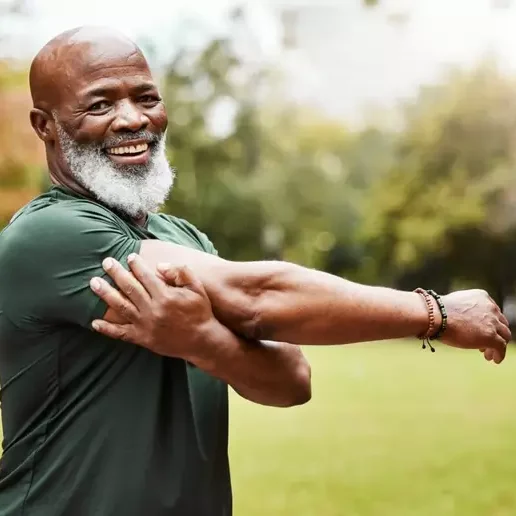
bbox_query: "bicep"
[139,240,269,336]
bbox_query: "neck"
[47,151,91,198]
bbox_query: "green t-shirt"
[0,186,231,516]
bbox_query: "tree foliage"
[360,61,516,301]
[0,62,45,226]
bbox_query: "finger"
[499,311,510,328]
[156,263,205,292]
[484,348,494,361]
[493,348,505,364]
[90,277,139,322]
[497,321,512,344]
[102,257,149,307]
[156,262,183,285]
[487,295,501,310]
[126,253,163,298]
[91,319,136,343]
[492,336,507,363]
[174,265,208,296]
[487,295,507,319]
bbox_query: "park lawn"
[0,341,515,515]
[229,341,516,516]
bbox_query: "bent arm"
[139,240,431,345]
[97,254,311,407]
[191,321,311,407]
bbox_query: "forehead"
[60,43,156,102]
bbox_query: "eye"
[139,95,161,106]
[89,101,111,113]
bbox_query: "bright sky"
[0,0,241,63]
[3,0,516,124]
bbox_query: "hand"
[89,254,216,359]
[440,289,511,364]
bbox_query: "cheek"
[149,105,168,133]
[74,117,111,144]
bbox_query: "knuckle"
[164,265,179,277]
[162,289,181,307]
[123,284,135,297]
[154,304,170,322]
[119,330,131,342]
[485,324,497,339]
[120,302,135,320]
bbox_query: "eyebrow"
[82,82,158,99]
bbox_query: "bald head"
[29,26,146,111]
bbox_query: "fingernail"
[90,278,101,292]
[157,262,170,273]
[92,321,100,331]
[103,258,114,271]
[127,254,136,264]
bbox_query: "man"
[0,25,509,516]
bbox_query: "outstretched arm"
[134,241,510,358]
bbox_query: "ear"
[30,108,55,143]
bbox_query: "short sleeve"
[172,217,219,256]
[0,202,141,329]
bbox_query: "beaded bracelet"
[414,288,437,352]
[413,288,449,352]
[427,289,448,340]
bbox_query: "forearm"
[188,320,312,408]
[238,262,432,345]
[200,260,431,345]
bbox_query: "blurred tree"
[0,61,46,228]
[160,36,265,260]
[360,61,516,304]
[0,0,45,228]
[159,31,388,266]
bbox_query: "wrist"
[183,318,226,371]
[429,296,443,335]
[427,290,447,340]
[413,289,442,339]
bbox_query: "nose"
[111,100,150,133]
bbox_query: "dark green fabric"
[0,186,231,516]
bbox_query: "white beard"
[55,122,175,219]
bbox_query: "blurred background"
[2,0,516,514]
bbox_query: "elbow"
[240,292,275,342]
[239,260,294,342]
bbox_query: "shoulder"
[154,213,218,255]
[3,196,123,243]
[0,196,134,268]
[11,194,120,229]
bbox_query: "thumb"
[156,262,178,283]
[156,263,207,296]
[175,265,208,298]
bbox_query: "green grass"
[1,341,515,515]
[229,341,516,516]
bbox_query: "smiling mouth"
[106,142,149,157]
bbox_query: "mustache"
[101,131,162,149]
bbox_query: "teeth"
[107,143,149,155]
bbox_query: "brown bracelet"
[414,287,436,352]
